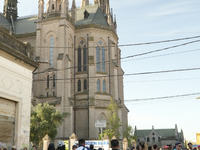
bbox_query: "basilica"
[0,0,128,140]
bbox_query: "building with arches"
[0,0,128,140]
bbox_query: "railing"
[43,11,61,19]
[42,12,75,25]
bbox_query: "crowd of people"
[131,142,200,150]
[46,139,120,150]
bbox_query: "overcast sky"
[1,0,200,143]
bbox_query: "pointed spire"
[81,0,89,7]
[71,0,76,24]
[61,0,69,17]
[38,0,44,20]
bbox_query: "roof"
[135,129,176,138]
[0,13,11,30]
[76,5,109,26]
[14,16,37,34]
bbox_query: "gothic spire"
[3,0,18,22]
[71,0,76,23]
[81,0,89,7]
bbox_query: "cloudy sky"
[1,0,200,143]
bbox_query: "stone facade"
[0,0,129,140]
[0,26,38,150]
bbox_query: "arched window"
[152,137,155,142]
[158,137,161,142]
[147,137,150,142]
[84,79,87,90]
[96,46,100,72]
[47,75,49,88]
[53,75,56,87]
[78,46,82,72]
[78,80,81,92]
[102,46,105,72]
[49,37,54,68]
[97,79,100,92]
[52,4,54,10]
[83,45,87,71]
[59,4,61,11]
[103,80,106,92]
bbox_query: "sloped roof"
[0,13,11,30]
[14,16,37,34]
[135,129,176,138]
[76,5,109,26]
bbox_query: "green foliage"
[123,125,135,147]
[98,97,122,139]
[98,129,115,140]
[30,103,70,146]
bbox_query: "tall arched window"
[47,75,49,88]
[83,45,87,71]
[59,4,61,11]
[78,46,82,72]
[97,79,100,92]
[96,46,100,72]
[52,4,54,10]
[53,75,56,87]
[84,79,87,90]
[147,137,150,142]
[78,80,81,92]
[102,47,105,72]
[49,37,54,68]
[152,137,155,142]
[103,80,106,92]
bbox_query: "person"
[136,145,139,150]
[148,146,152,150]
[174,142,182,150]
[3,148,7,150]
[48,143,55,150]
[163,146,169,150]
[90,145,94,150]
[132,146,135,150]
[198,145,200,150]
[98,148,102,150]
[76,139,89,150]
[58,141,65,150]
[138,141,145,150]
[111,139,120,150]
[23,147,28,150]
[167,145,172,150]
[72,145,78,150]
[12,145,17,150]
[153,145,157,150]
[188,143,193,150]
[33,145,37,150]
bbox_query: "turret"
[3,0,18,22]
[81,0,89,7]
[46,0,68,14]
[38,0,44,21]
[71,0,76,23]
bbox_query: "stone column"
[43,135,51,150]
[70,133,78,150]
[123,138,128,150]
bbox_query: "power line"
[33,35,200,49]
[33,67,200,81]
[33,39,200,75]
[124,92,200,102]
[122,48,200,63]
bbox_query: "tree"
[98,98,122,140]
[30,103,70,146]
[123,125,135,147]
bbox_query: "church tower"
[3,0,18,22]
[81,0,89,7]
[94,0,109,14]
